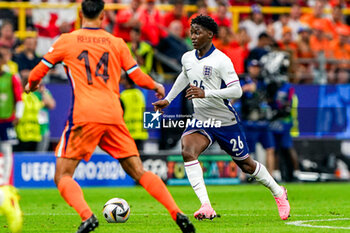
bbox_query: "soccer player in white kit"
[153,15,290,221]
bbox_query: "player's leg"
[100,124,195,232]
[0,185,22,233]
[54,157,99,233]
[0,124,22,232]
[0,122,17,185]
[120,156,195,233]
[54,158,93,220]
[214,124,290,220]
[54,123,103,233]
[235,156,290,220]
[182,132,216,220]
[55,158,99,233]
[0,142,13,185]
[119,156,181,218]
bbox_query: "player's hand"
[24,83,38,93]
[185,85,205,100]
[24,80,40,93]
[154,82,165,99]
[152,99,169,113]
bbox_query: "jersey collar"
[195,44,216,60]
[82,27,101,30]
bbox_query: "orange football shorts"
[55,122,139,161]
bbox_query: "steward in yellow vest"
[120,74,148,150]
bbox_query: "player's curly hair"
[82,0,105,19]
[191,15,218,36]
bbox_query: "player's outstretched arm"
[185,82,242,100]
[154,82,165,99]
[152,71,189,112]
[126,66,164,99]
[25,62,50,93]
[204,82,243,99]
[152,99,169,113]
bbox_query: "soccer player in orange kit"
[25,0,195,232]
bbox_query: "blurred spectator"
[100,0,118,33]
[127,27,154,74]
[0,21,19,50]
[334,68,350,84]
[138,0,166,46]
[278,27,297,80]
[310,19,331,60]
[34,84,56,152]
[112,0,142,42]
[157,20,189,67]
[295,26,314,84]
[277,27,297,59]
[188,0,211,26]
[120,73,148,151]
[234,27,250,74]
[239,4,267,50]
[272,13,290,42]
[267,79,298,182]
[14,77,43,152]
[31,0,76,57]
[240,60,276,175]
[329,25,350,71]
[300,0,326,28]
[0,50,23,185]
[0,44,18,75]
[213,26,236,51]
[245,32,272,70]
[266,23,275,39]
[162,0,189,38]
[13,37,41,78]
[288,4,303,41]
[212,1,231,28]
[0,3,16,29]
[324,4,348,40]
[213,26,246,75]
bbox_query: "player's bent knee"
[54,173,72,186]
[129,169,145,182]
[240,164,255,174]
[182,149,197,162]
[236,158,257,175]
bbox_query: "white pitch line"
[286,218,350,230]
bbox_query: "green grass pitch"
[1,183,350,232]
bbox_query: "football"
[102,198,130,223]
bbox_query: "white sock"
[0,189,4,206]
[0,142,13,186]
[184,160,211,206]
[252,161,283,197]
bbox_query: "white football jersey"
[182,45,240,126]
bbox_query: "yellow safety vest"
[16,93,43,142]
[290,94,300,137]
[120,88,148,140]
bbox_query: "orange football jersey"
[43,28,137,125]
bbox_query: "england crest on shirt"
[203,65,212,79]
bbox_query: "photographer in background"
[240,59,276,176]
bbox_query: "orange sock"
[139,171,181,220]
[57,176,93,221]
